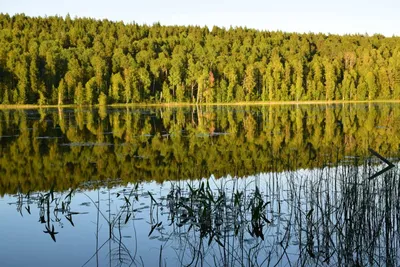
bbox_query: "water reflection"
[1,104,400,266]
[0,104,399,195]
[5,161,400,266]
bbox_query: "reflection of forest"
[0,104,399,195]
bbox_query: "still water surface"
[0,104,399,266]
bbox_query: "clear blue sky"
[2,0,399,36]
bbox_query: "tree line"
[1,14,400,105]
[0,104,399,195]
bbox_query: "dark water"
[0,104,399,266]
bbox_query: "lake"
[0,103,399,266]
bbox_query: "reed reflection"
[7,161,400,266]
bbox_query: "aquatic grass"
[159,178,276,266]
[5,152,400,266]
[81,185,142,267]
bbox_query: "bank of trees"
[1,14,400,105]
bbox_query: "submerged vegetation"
[1,14,400,105]
[0,104,399,195]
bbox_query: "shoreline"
[0,99,399,109]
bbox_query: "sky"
[1,0,399,36]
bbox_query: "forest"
[0,104,399,195]
[0,14,400,105]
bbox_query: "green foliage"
[98,92,108,106]
[1,14,400,104]
[2,89,9,104]
[57,78,65,105]
[162,81,172,102]
[110,73,124,103]
[74,82,84,105]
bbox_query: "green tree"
[324,61,336,101]
[162,81,172,102]
[243,65,256,101]
[74,82,84,105]
[58,78,66,105]
[137,68,151,101]
[365,71,377,100]
[14,56,28,104]
[110,73,124,103]
[85,77,97,105]
[1,14,400,105]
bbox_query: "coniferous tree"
[0,14,399,105]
